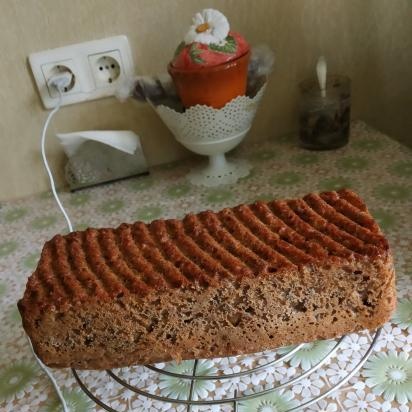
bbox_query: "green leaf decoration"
[189,44,204,64]
[173,41,185,58]
[209,35,237,54]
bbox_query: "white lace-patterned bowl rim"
[72,328,381,411]
[154,84,267,145]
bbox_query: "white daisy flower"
[307,399,338,411]
[352,379,366,391]
[31,391,47,406]
[109,399,126,411]
[240,355,256,368]
[222,364,242,375]
[291,376,325,399]
[374,324,408,351]
[343,390,381,412]
[130,369,150,386]
[253,364,296,385]
[84,369,112,392]
[61,374,76,388]
[120,389,135,401]
[215,356,238,368]
[5,400,16,412]
[95,379,115,397]
[219,374,251,396]
[326,361,350,385]
[131,397,154,410]
[184,9,230,45]
[338,333,370,363]
[155,400,174,411]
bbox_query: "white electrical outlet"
[41,59,81,97]
[29,36,135,109]
[89,50,123,88]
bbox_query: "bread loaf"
[18,189,396,369]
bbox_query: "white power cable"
[40,88,73,232]
[27,336,69,412]
[27,75,74,412]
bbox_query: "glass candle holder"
[299,75,351,150]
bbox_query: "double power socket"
[29,36,135,109]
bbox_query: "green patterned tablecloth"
[0,121,411,411]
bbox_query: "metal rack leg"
[187,359,199,412]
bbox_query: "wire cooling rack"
[72,328,381,411]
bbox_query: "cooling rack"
[72,328,381,411]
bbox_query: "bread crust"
[18,189,396,369]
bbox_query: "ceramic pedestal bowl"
[153,81,266,187]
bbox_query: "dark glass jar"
[299,75,351,150]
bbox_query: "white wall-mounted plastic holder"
[29,36,135,109]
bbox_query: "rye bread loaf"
[18,189,396,370]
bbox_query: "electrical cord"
[27,74,74,412]
[27,336,69,412]
[40,88,73,232]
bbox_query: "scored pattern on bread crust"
[21,189,389,314]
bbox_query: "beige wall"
[0,0,411,200]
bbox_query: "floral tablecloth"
[0,121,411,412]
